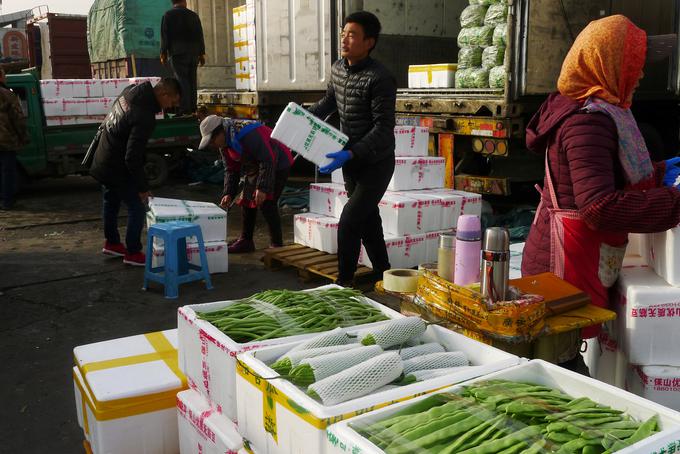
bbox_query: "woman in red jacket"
[522,15,680,371]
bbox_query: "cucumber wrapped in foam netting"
[397,342,445,361]
[489,65,506,88]
[458,46,483,70]
[359,317,427,348]
[460,5,488,28]
[270,344,358,375]
[402,351,469,375]
[401,366,479,385]
[457,26,494,48]
[493,23,507,46]
[482,45,505,69]
[287,327,352,354]
[289,345,384,387]
[455,67,490,88]
[307,352,404,405]
[485,2,508,26]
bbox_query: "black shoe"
[335,278,354,288]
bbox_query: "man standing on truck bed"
[90,78,182,266]
[307,11,397,286]
[160,0,206,115]
[0,67,28,211]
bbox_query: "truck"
[196,0,680,197]
[7,72,201,187]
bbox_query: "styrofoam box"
[233,26,248,43]
[236,76,252,91]
[628,365,680,412]
[101,78,131,98]
[73,329,184,454]
[581,321,628,389]
[75,115,107,125]
[396,190,443,234]
[40,79,74,98]
[177,284,403,422]
[293,213,339,253]
[509,241,524,280]
[46,116,78,126]
[388,157,445,191]
[431,188,483,228]
[294,212,325,248]
[233,5,246,26]
[71,79,104,98]
[378,192,419,236]
[43,98,88,117]
[130,77,161,86]
[236,324,520,454]
[646,227,680,286]
[147,197,227,244]
[615,266,680,367]
[407,64,457,89]
[331,169,344,185]
[394,126,429,157]
[327,359,680,454]
[85,97,116,116]
[152,240,229,274]
[309,183,347,218]
[271,102,349,168]
[359,233,428,270]
[177,389,244,454]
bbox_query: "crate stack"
[40,77,162,126]
[232,1,256,91]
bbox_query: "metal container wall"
[42,13,91,79]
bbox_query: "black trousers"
[169,54,198,114]
[338,160,395,281]
[242,168,289,246]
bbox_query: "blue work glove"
[319,150,352,174]
[663,157,680,187]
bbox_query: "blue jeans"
[102,185,145,254]
[0,151,17,208]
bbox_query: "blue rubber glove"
[663,157,680,187]
[319,150,352,174]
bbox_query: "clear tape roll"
[383,269,420,293]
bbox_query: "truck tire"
[145,153,169,187]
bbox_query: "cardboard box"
[408,64,457,89]
[72,329,186,454]
[152,240,229,274]
[394,126,429,157]
[388,157,445,191]
[147,197,227,244]
[236,324,520,454]
[271,102,349,168]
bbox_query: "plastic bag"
[482,45,505,69]
[458,46,483,69]
[489,65,506,89]
[460,5,488,28]
[493,23,507,46]
[455,67,490,89]
[457,26,494,47]
[485,3,508,26]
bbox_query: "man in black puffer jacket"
[90,78,181,266]
[308,11,396,285]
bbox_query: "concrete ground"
[0,176,324,453]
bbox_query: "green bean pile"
[196,288,388,343]
[352,380,660,453]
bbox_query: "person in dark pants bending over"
[307,11,396,286]
[197,115,294,253]
[160,0,205,115]
[90,78,181,266]
[0,67,28,210]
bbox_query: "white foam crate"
[293,213,339,253]
[388,157,445,191]
[177,389,244,454]
[646,227,680,286]
[309,183,347,218]
[177,285,403,422]
[331,170,344,185]
[580,321,628,389]
[42,98,88,116]
[359,233,429,270]
[326,360,680,454]
[71,79,104,98]
[147,197,227,244]
[615,266,680,366]
[509,241,524,280]
[432,189,483,226]
[408,64,457,89]
[378,193,419,236]
[236,323,520,454]
[152,240,229,274]
[628,365,680,412]
[101,78,131,98]
[45,116,78,126]
[394,126,429,157]
[396,190,443,234]
[85,97,116,116]
[40,79,74,98]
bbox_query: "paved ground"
[0,176,322,453]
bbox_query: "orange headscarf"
[558,15,647,109]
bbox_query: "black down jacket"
[90,82,161,193]
[308,57,396,174]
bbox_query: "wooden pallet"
[263,244,374,283]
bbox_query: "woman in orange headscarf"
[522,15,680,372]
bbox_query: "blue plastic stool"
[143,221,213,299]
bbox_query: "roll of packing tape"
[383,269,420,293]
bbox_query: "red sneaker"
[102,241,127,257]
[123,251,146,266]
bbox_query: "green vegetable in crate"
[401,366,478,385]
[456,68,490,89]
[359,317,427,348]
[398,342,445,360]
[307,352,403,405]
[458,47,483,70]
[482,45,505,69]
[402,351,469,375]
[493,23,507,46]
[270,344,358,375]
[289,345,383,387]
[460,5,488,28]
[489,66,506,89]
[484,2,508,26]
[457,26,494,47]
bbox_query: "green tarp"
[88,0,171,62]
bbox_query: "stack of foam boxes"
[233,1,256,91]
[147,197,229,274]
[40,77,162,126]
[295,126,483,269]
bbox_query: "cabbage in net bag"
[460,5,488,28]
[457,26,494,47]
[458,46,483,69]
[482,45,505,69]
[490,65,506,88]
[456,67,490,88]
[485,3,508,26]
[493,23,507,46]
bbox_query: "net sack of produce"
[469,0,493,5]
[457,25,494,47]
[458,46,483,69]
[490,65,506,88]
[455,67,490,88]
[460,5,488,28]
[485,3,508,26]
[493,23,507,46]
[482,45,505,69]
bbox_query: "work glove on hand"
[663,157,680,187]
[319,150,352,174]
